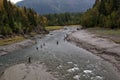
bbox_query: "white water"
[67,67,79,73]
[83,70,92,74]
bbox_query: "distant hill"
[17,0,95,14]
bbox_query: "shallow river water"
[0,27,120,80]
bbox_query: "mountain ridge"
[17,0,95,14]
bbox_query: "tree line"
[45,0,120,29]
[0,0,47,36]
[44,13,82,26]
[81,0,120,29]
[1,0,119,37]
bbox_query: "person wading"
[56,41,59,45]
[36,47,38,50]
[28,57,31,63]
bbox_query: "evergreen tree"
[0,0,47,36]
[81,0,120,29]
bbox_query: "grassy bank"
[0,36,25,46]
[0,26,62,46]
[45,26,62,31]
[87,28,120,43]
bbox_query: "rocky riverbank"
[0,39,35,56]
[66,30,120,73]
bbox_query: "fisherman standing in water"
[28,57,31,63]
[56,41,59,45]
[36,47,38,50]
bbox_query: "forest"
[0,0,120,37]
[81,0,120,29]
[44,13,82,26]
[46,0,120,29]
[0,0,47,36]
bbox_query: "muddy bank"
[0,63,58,80]
[0,39,35,56]
[66,30,120,73]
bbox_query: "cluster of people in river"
[36,40,59,50]
[28,34,68,63]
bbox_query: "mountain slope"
[17,0,95,14]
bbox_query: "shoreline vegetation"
[45,26,62,31]
[0,0,119,45]
[0,25,62,46]
[0,36,25,46]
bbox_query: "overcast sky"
[8,0,23,4]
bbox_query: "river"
[0,27,119,80]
